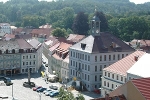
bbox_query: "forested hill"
[1,0,150,22]
[1,0,150,41]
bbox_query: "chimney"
[134,56,139,61]
[105,94,109,100]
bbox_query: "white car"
[45,91,53,96]
[43,89,52,94]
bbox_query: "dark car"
[37,87,47,92]
[49,85,58,90]
[49,91,59,97]
[33,86,42,91]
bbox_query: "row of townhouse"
[46,35,85,83]
[0,36,42,76]
[101,50,150,97]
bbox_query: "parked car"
[43,89,52,94]
[45,64,48,67]
[49,91,59,97]
[33,86,42,91]
[37,87,47,92]
[45,91,53,96]
[49,85,58,90]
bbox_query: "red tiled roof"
[132,78,150,100]
[17,39,32,49]
[90,94,126,100]
[49,43,60,51]
[67,34,85,43]
[31,28,52,37]
[4,34,15,39]
[12,28,23,34]
[103,51,146,76]
[58,42,72,51]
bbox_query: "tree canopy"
[72,12,89,35]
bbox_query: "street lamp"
[39,92,41,100]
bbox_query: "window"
[105,72,107,76]
[80,53,82,59]
[26,56,28,59]
[82,64,84,69]
[108,73,110,77]
[85,64,87,70]
[34,55,35,58]
[109,55,111,61]
[26,62,28,65]
[88,65,90,71]
[23,62,24,65]
[78,53,79,59]
[76,52,77,58]
[85,74,86,80]
[100,55,102,61]
[117,75,119,80]
[112,84,114,89]
[82,54,84,60]
[95,66,97,72]
[88,55,90,61]
[104,81,106,86]
[118,54,120,60]
[104,55,106,61]
[122,54,124,58]
[30,62,31,65]
[85,55,87,60]
[104,65,106,68]
[71,60,72,66]
[95,75,97,81]
[95,56,97,62]
[30,55,31,59]
[73,61,75,66]
[71,69,72,75]
[121,77,123,81]
[100,75,102,81]
[71,51,72,57]
[73,70,74,75]
[95,85,97,88]
[23,56,25,59]
[33,61,35,65]
[22,69,24,73]
[88,75,89,81]
[107,82,109,87]
[112,74,114,79]
[100,65,102,71]
[73,52,75,57]
[76,62,77,67]
[113,54,115,60]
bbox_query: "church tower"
[90,15,100,36]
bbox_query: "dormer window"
[81,43,86,50]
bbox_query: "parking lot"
[0,73,60,100]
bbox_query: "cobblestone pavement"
[0,73,59,100]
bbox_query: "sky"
[0,0,150,4]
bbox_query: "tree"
[72,12,89,35]
[52,28,68,37]
[95,11,108,32]
[57,87,85,100]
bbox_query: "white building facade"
[0,23,11,34]
[69,15,135,91]
[0,38,42,76]
[101,51,145,97]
